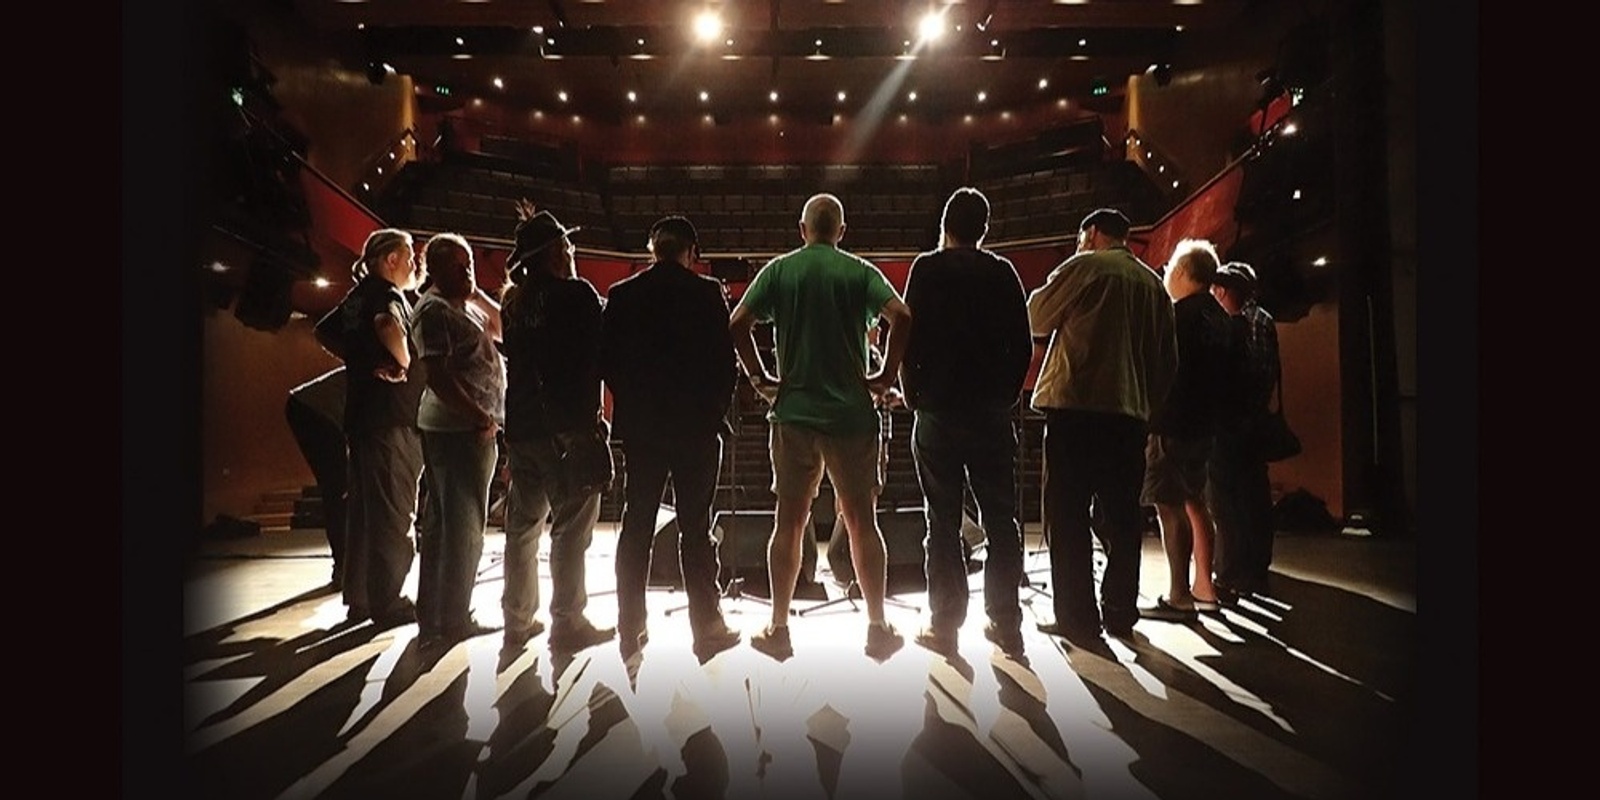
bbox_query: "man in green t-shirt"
[730,193,913,662]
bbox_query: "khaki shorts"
[769,423,883,503]
[1141,433,1213,506]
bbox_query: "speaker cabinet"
[712,509,820,592]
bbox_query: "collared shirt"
[1026,245,1177,421]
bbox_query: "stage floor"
[183,521,1421,800]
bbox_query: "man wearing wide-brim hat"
[497,201,617,653]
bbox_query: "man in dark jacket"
[601,216,742,662]
[498,205,615,653]
[900,188,1032,658]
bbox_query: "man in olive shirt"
[1026,209,1177,643]
[730,193,912,662]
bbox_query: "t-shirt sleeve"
[410,303,456,360]
[738,258,778,322]
[863,262,897,319]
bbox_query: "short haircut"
[1079,208,1131,239]
[423,232,471,267]
[648,215,699,260]
[801,193,845,239]
[941,187,990,244]
[1170,238,1221,285]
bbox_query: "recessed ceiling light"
[558,90,568,102]
[492,77,504,90]
[455,37,465,46]
[977,91,987,102]
[918,10,946,43]
[837,91,847,102]
[1293,189,1303,200]
[627,90,637,102]
[1313,256,1329,267]
[699,90,709,102]
[314,277,331,288]
[1038,78,1049,89]
[532,25,544,34]
[1079,38,1088,47]
[769,90,779,102]
[908,91,918,102]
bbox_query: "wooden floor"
[182,522,1422,800]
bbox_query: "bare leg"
[837,490,889,625]
[766,493,811,623]
[1186,499,1218,602]
[1156,502,1195,605]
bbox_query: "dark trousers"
[912,409,1023,635]
[1209,425,1275,591]
[285,398,348,580]
[615,434,724,635]
[1042,409,1147,633]
[417,430,499,636]
[344,426,423,616]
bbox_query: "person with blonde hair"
[1140,238,1236,622]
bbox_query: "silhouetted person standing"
[498,203,616,654]
[601,216,742,662]
[1208,261,1280,601]
[285,366,348,589]
[314,228,427,627]
[900,188,1032,659]
[731,193,912,662]
[410,232,505,648]
[1026,209,1176,644]
[1140,239,1234,622]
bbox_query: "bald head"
[800,193,846,244]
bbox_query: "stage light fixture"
[693,10,724,43]
[918,10,946,44]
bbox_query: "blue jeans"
[911,409,1023,635]
[417,429,498,636]
[502,437,602,635]
[1042,409,1147,633]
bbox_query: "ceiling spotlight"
[693,10,724,44]
[455,37,465,46]
[314,277,331,288]
[699,90,710,102]
[557,91,569,103]
[1282,122,1299,135]
[492,77,504,90]
[532,25,544,34]
[1038,78,1049,90]
[837,91,847,102]
[1292,189,1303,200]
[977,91,987,103]
[1079,38,1088,47]
[918,10,947,43]
[908,90,918,102]
[769,90,779,102]
[1313,256,1329,267]
[627,90,637,102]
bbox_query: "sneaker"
[549,619,617,651]
[865,622,905,661]
[913,626,959,658]
[750,624,794,661]
[692,622,742,662]
[982,622,1025,658]
[502,620,546,651]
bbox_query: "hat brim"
[508,225,583,272]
